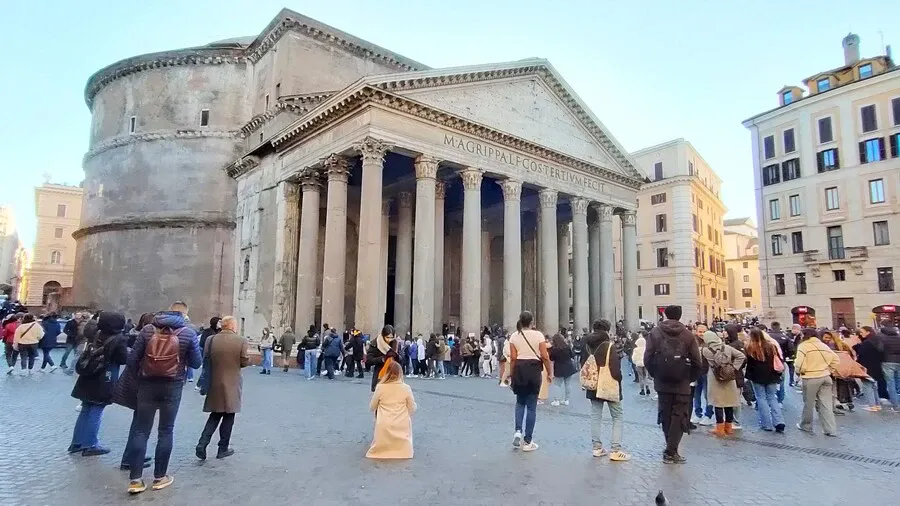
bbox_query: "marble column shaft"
[500,179,522,333]
[460,169,483,337]
[621,211,639,332]
[588,213,601,324]
[557,224,570,330]
[571,198,590,336]
[433,182,446,332]
[538,189,559,335]
[598,204,615,323]
[394,191,414,337]
[321,155,350,333]
[481,227,491,325]
[271,181,300,333]
[353,137,390,336]
[412,157,438,338]
[295,169,322,331]
[378,200,390,327]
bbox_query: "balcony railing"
[803,246,868,264]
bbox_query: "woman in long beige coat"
[367,361,416,459]
[701,330,745,436]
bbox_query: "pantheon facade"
[76,9,646,337]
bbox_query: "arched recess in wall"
[42,281,61,305]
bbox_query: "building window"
[698,199,704,210]
[763,136,775,159]
[688,161,694,175]
[709,254,714,272]
[891,133,900,158]
[692,214,698,233]
[789,194,801,216]
[762,164,780,186]
[636,250,641,270]
[265,94,270,110]
[654,283,671,296]
[869,179,886,204]
[743,261,749,269]
[654,162,663,181]
[774,274,786,295]
[129,116,136,134]
[791,231,804,254]
[795,273,807,294]
[859,63,873,79]
[655,214,667,232]
[825,187,840,211]
[56,204,67,217]
[818,117,833,143]
[638,306,643,319]
[783,128,796,153]
[833,270,846,282]
[200,109,210,127]
[873,221,890,246]
[782,91,793,105]
[743,275,750,282]
[54,227,63,239]
[827,226,845,260]
[50,251,61,264]
[817,148,839,172]
[744,301,752,308]
[694,247,700,267]
[657,248,669,268]
[723,291,727,301]
[650,193,666,205]
[817,78,830,92]
[861,104,878,133]
[242,256,250,282]
[275,83,281,98]
[893,97,900,126]
[771,235,783,256]
[781,158,801,181]
[707,224,712,241]
[769,199,781,221]
[860,138,886,163]
[637,285,641,296]
[878,267,895,292]
[259,132,264,143]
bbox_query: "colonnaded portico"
[229,60,646,339]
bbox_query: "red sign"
[883,306,896,313]
[797,307,808,314]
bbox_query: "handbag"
[595,343,620,402]
[197,334,216,395]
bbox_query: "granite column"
[460,169,483,337]
[353,137,390,336]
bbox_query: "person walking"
[875,324,900,412]
[632,333,651,396]
[39,313,60,372]
[60,313,84,371]
[300,326,320,380]
[854,326,887,402]
[258,328,274,375]
[701,330,745,437]
[690,325,714,427]
[68,312,128,456]
[195,316,248,460]
[366,325,400,392]
[13,314,44,375]
[460,336,473,377]
[744,328,786,433]
[124,302,202,494]
[480,334,494,378]
[278,327,296,373]
[344,330,364,378]
[584,324,630,461]
[321,328,342,380]
[415,334,427,377]
[366,360,417,459]
[795,328,839,436]
[3,313,20,374]
[549,333,576,406]
[509,311,551,452]
[644,305,702,464]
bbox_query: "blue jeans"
[186,367,195,380]
[40,348,55,369]
[261,349,274,371]
[70,402,105,449]
[514,393,538,444]
[437,360,446,378]
[127,381,184,480]
[751,382,785,430]
[777,374,785,403]
[553,374,573,402]
[60,343,76,368]
[859,377,880,407]
[693,374,713,418]
[882,362,900,408]
[304,350,318,378]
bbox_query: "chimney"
[843,33,861,65]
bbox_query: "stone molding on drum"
[570,197,589,215]
[414,156,439,180]
[352,135,392,163]
[85,130,240,165]
[498,179,522,202]
[72,214,235,240]
[435,181,447,200]
[397,191,414,208]
[620,210,637,227]
[459,169,483,190]
[539,189,558,209]
[239,95,333,138]
[323,154,351,183]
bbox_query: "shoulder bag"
[197,334,217,395]
[595,343,620,402]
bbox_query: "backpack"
[579,345,599,390]
[709,348,736,382]
[75,337,108,378]
[653,334,692,384]
[141,327,182,379]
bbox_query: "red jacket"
[3,322,19,344]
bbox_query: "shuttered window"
[818,117,833,143]
[861,105,878,133]
[783,129,795,153]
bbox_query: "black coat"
[549,345,577,378]
[71,333,128,405]
[744,346,782,385]
[855,339,885,385]
[346,335,364,360]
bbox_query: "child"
[366,360,417,459]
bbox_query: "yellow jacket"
[795,338,838,379]
[14,322,45,346]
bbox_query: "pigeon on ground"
[655,490,668,506]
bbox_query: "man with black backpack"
[644,305,702,464]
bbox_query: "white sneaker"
[561,400,570,406]
[512,431,522,448]
[521,441,539,452]
[731,421,743,431]
[75,403,82,412]
[550,400,561,407]
[27,369,33,376]
[690,413,701,424]
[698,416,714,426]
[49,366,58,373]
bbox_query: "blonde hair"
[220,316,237,331]
[379,360,403,384]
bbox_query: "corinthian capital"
[620,210,637,227]
[570,197,589,216]
[298,167,323,191]
[459,168,483,191]
[323,154,350,183]
[398,191,413,208]
[435,181,447,200]
[498,179,522,202]
[414,156,439,180]
[352,136,391,163]
[593,203,613,223]
[538,189,558,209]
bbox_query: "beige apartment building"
[724,217,762,313]
[25,184,83,307]
[743,34,900,329]
[612,139,728,324]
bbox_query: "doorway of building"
[830,298,856,329]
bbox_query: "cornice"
[84,130,240,165]
[73,215,235,240]
[239,93,334,138]
[225,155,261,179]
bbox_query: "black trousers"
[346,358,363,377]
[198,412,235,450]
[657,392,692,455]
[714,407,734,424]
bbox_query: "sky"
[2,0,898,248]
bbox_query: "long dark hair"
[551,332,568,352]
[136,312,155,330]
[745,328,772,362]
[516,311,534,332]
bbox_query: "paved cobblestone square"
[1,352,898,505]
